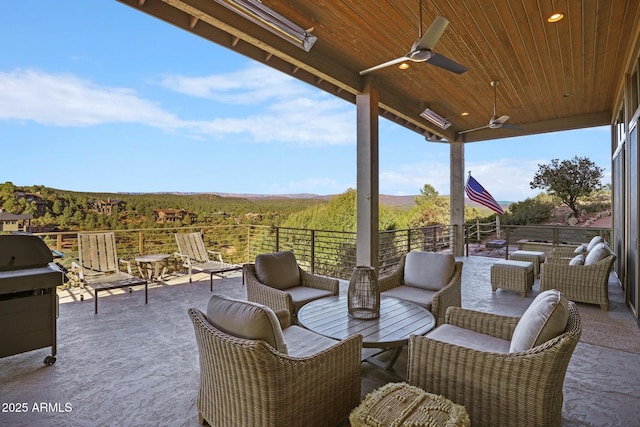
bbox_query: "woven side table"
[490,259,534,297]
[350,382,470,427]
[509,250,545,277]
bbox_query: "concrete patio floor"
[1,256,639,426]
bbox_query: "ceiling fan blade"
[425,53,468,74]
[458,124,490,135]
[359,56,408,75]
[493,115,510,124]
[414,16,449,50]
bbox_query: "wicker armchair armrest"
[445,306,519,341]
[549,245,581,259]
[300,269,339,294]
[243,264,294,315]
[430,261,463,326]
[378,255,405,292]
[544,256,572,265]
[275,309,292,329]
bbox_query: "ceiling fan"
[359,0,467,75]
[458,80,524,135]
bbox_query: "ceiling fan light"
[548,13,564,23]
[398,62,410,70]
[420,108,451,130]
[214,0,317,51]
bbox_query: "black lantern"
[348,266,380,319]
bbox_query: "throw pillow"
[206,294,288,354]
[569,254,585,266]
[584,243,609,266]
[574,245,587,254]
[509,289,569,353]
[586,235,603,252]
[255,251,301,290]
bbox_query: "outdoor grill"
[0,234,66,365]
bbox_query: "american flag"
[465,174,505,215]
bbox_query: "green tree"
[408,184,449,227]
[530,156,604,218]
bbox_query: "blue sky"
[0,1,611,202]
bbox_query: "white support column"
[356,78,379,271]
[450,142,465,256]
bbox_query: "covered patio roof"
[119,0,640,142]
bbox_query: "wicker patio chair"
[244,251,338,319]
[188,295,362,427]
[407,294,581,427]
[541,242,616,310]
[378,251,463,325]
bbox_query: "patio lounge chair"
[407,290,581,427]
[174,232,241,291]
[378,251,463,325]
[541,242,616,310]
[73,232,147,314]
[244,251,338,320]
[188,294,362,427]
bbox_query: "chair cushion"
[381,286,435,310]
[255,251,301,290]
[586,235,603,252]
[287,286,335,314]
[584,243,609,265]
[282,325,339,357]
[509,289,569,353]
[205,294,288,354]
[569,254,585,266]
[426,324,511,353]
[574,245,587,254]
[403,251,456,291]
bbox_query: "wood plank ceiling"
[118,0,640,143]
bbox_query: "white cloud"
[158,66,306,104]
[0,67,355,147]
[0,69,184,129]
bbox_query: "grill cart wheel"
[44,356,56,366]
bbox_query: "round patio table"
[297,295,435,371]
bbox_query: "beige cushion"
[584,243,609,265]
[286,286,335,314]
[381,286,435,310]
[205,294,288,354]
[403,251,456,291]
[509,289,569,353]
[255,251,301,290]
[569,254,585,266]
[282,325,339,357]
[586,236,603,252]
[427,324,511,353]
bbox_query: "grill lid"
[0,234,54,271]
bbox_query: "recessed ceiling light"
[399,63,410,70]
[548,13,564,23]
[461,112,469,116]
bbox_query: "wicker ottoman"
[490,259,534,297]
[350,382,470,427]
[509,250,545,276]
